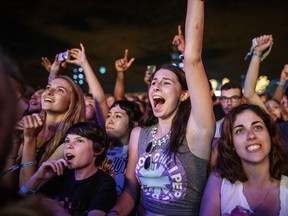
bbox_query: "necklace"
[243,181,272,214]
[151,126,171,148]
[144,127,171,170]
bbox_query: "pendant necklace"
[243,181,272,214]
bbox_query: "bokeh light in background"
[256,76,270,94]
[73,67,85,86]
[99,66,107,74]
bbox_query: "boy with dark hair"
[20,122,117,216]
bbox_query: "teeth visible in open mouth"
[66,153,75,161]
[152,96,165,107]
[247,145,260,151]
[44,98,53,103]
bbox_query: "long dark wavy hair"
[214,103,287,183]
[139,63,191,154]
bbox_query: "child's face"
[64,134,96,169]
[105,104,130,139]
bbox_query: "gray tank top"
[135,126,208,216]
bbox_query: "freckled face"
[232,110,271,165]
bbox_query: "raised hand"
[172,25,185,54]
[67,43,88,67]
[41,57,52,72]
[253,34,273,54]
[35,159,68,180]
[114,49,135,73]
[41,55,67,80]
[22,113,44,138]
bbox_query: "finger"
[127,58,135,66]
[53,162,62,175]
[58,158,69,167]
[47,161,58,174]
[124,49,129,61]
[80,43,85,52]
[24,116,33,128]
[172,36,178,45]
[54,54,58,62]
[178,25,183,36]
[32,113,42,122]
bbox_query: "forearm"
[273,78,286,101]
[243,55,261,99]
[114,72,125,101]
[81,61,108,108]
[81,60,109,125]
[19,173,43,195]
[19,137,37,186]
[184,0,204,62]
[109,187,137,216]
[243,54,268,111]
[184,0,214,129]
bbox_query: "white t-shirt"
[221,176,288,216]
[214,118,224,138]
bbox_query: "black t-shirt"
[37,169,116,216]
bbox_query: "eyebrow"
[152,77,174,82]
[108,111,126,115]
[233,120,263,129]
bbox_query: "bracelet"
[2,160,36,175]
[251,52,263,58]
[245,51,263,59]
[108,210,119,215]
[276,81,285,86]
[20,185,36,196]
[20,160,36,168]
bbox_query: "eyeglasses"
[144,142,154,170]
[219,95,241,103]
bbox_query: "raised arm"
[273,64,288,102]
[183,0,215,159]
[114,49,135,101]
[67,44,108,128]
[19,113,44,187]
[243,35,273,112]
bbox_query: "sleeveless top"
[135,126,208,216]
[221,176,288,216]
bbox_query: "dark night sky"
[1,0,288,94]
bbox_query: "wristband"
[20,160,36,168]
[251,52,263,58]
[2,160,36,175]
[20,185,36,196]
[276,81,285,86]
[244,38,273,61]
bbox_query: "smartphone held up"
[57,51,70,62]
